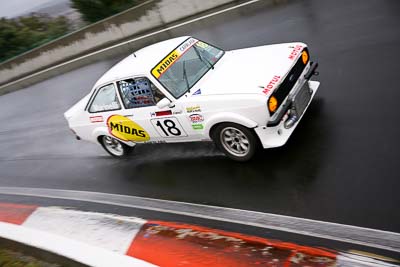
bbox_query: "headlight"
[302,50,309,64]
[268,96,278,113]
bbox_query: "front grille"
[292,82,312,117]
[272,48,308,113]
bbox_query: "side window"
[88,84,121,113]
[117,77,165,109]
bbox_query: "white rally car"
[64,36,319,161]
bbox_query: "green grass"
[0,249,60,267]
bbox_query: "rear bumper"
[255,80,320,149]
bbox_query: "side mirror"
[156,98,172,109]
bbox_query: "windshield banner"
[152,38,197,78]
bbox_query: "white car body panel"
[64,36,320,153]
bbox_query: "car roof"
[93,36,190,88]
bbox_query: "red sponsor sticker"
[289,44,304,60]
[189,114,204,123]
[155,110,172,117]
[262,75,281,95]
[90,116,104,123]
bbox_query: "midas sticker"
[152,38,197,78]
[152,51,179,78]
[107,115,150,142]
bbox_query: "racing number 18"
[151,117,187,137]
[156,119,181,136]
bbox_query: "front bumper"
[267,61,318,127]
[255,79,320,149]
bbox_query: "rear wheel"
[212,123,259,162]
[100,135,134,158]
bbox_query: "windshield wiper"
[193,46,214,70]
[182,60,190,93]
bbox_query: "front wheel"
[212,123,259,162]
[100,135,134,158]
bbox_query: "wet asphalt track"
[0,0,400,233]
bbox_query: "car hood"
[190,42,305,98]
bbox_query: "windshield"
[151,37,224,98]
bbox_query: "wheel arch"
[92,127,136,147]
[205,112,258,139]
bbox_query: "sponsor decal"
[107,115,150,142]
[151,38,197,78]
[192,124,204,130]
[178,38,197,52]
[155,110,172,117]
[173,111,182,115]
[189,114,204,123]
[192,89,201,95]
[288,44,304,60]
[262,75,281,95]
[194,41,208,49]
[91,102,119,112]
[89,116,103,123]
[186,105,201,113]
[152,110,175,117]
[151,51,179,78]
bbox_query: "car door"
[115,76,193,143]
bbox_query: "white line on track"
[0,186,399,253]
[0,0,264,90]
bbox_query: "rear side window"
[117,77,165,109]
[89,84,121,113]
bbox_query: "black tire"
[211,123,259,162]
[100,135,134,158]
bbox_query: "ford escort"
[64,36,320,161]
